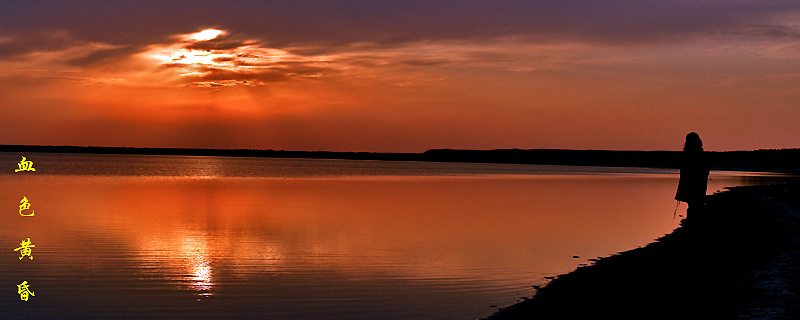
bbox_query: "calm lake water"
[0,152,786,319]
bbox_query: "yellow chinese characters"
[19,196,35,217]
[15,156,36,172]
[17,281,35,301]
[13,157,39,301]
[14,238,36,260]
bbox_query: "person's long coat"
[675,151,710,204]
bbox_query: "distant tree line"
[2,145,799,173]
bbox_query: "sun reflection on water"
[180,232,214,296]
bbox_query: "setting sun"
[188,29,223,41]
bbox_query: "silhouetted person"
[675,132,710,218]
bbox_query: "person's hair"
[683,132,703,152]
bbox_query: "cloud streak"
[4,1,800,52]
[2,27,620,89]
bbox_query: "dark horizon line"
[2,144,800,172]
[3,143,799,154]
[0,145,800,173]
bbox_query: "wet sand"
[483,181,800,319]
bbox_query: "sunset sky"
[2,1,799,152]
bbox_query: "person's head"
[684,132,703,152]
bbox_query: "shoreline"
[482,181,800,319]
[3,145,800,173]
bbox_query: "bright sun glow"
[142,29,330,86]
[189,29,223,41]
[182,233,213,295]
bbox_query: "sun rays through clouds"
[142,29,333,88]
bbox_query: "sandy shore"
[483,181,800,319]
